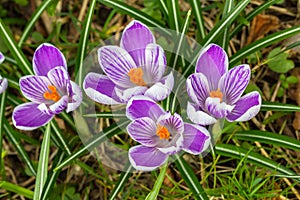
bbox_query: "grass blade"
[18,0,53,46]
[0,181,34,199]
[215,144,300,182]
[108,163,133,200]
[166,0,181,32]
[220,0,234,49]
[33,123,51,200]
[50,121,72,155]
[145,161,168,200]
[261,101,300,112]
[174,154,208,200]
[0,19,33,75]
[230,26,300,66]
[189,0,206,40]
[0,91,6,169]
[83,112,127,118]
[158,0,169,17]
[233,130,300,151]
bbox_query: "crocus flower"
[83,20,174,104]
[186,44,261,125]
[12,43,82,130]
[126,96,210,171]
[0,52,8,94]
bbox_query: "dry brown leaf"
[247,14,280,44]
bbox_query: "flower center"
[127,68,146,86]
[43,85,61,102]
[156,125,170,140]
[210,88,223,102]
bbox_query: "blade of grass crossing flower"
[18,0,53,46]
[75,0,97,87]
[182,0,250,77]
[0,19,33,75]
[33,123,51,200]
[3,120,37,176]
[189,0,206,40]
[229,0,281,38]
[0,181,34,199]
[166,0,181,32]
[220,0,234,49]
[261,101,300,112]
[108,163,133,200]
[230,26,300,66]
[233,131,300,151]
[145,161,168,200]
[174,154,208,200]
[215,144,300,182]
[54,121,129,171]
[0,91,6,169]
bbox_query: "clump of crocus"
[0,52,8,94]
[186,44,261,125]
[12,43,82,130]
[83,20,173,105]
[126,96,210,171]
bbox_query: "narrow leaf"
[261,101,300,112]
[189,0,206,40]
[0,91,6,169]
[0,181,34,199]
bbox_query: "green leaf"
[0,181,33,199]
[189,0,206,40]
[166,0,181,32]
[0,91,6,169]
[174,155,208,200]
[286,75,298,84]
[215,144,300,182]
[220,0,234,49]
[13,0,28,6]
[261,101,300,112]
[46,0,60,16]
[267,48,294,73]
[33,123,51,200]
[233,130,300,151]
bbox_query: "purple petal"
[156,112,184,155]
[0,52,5,64]
[219,64,251,105]
[126,96,165,121]
[0,76,8,94]
[83,72,121,105]
[182,123,210,155]
[196,44,228,90]
[205,97,234,119]
[226,91,261,122]
[120,20,155,66]
[127,117,158,147]
[66,81,82,112]
[115,86,147,103]
[187,102,217,125]
[33,43,67,76]
[128,145,167,171]
[144,72,174,101]
[38,95,68,115]
[12,102,54,130]
[186,73,210,107]
[47,66,70,93]
[98,46,136,88]
[20,75,52,104]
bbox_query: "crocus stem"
[209,119,224,143]
[145,161,168,200]
[33,123,51,200]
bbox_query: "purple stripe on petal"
[98,46,137,88]
[47,66,70,93]
[196,44,228,90]
[219,64,251,105]
[120,20,155,65]
[0,52,5,64]
[157,113,184,135]
[226,91,261,122]
[127,117,158,147]
[83,73,121,105]
[33,43,67,76]
[12,102,54,130]
[126,96,165,121]
[48,95,68,114]
[0,76,8,94]
[182,123,210,155]
[128,145,167,171]
[187,73,210,107]
[144,72,174,101]
[20,75,52,104]
[187,102,217,125]
[205,97,234,119]
[115,86,147,103]
[66,81,82,112]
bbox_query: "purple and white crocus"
[83,20,173,104]
[12,43,82,130]
[187,44,261,125]
[126,96,210,171]
[0,52,8,94]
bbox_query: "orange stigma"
[128,68,146,86]
[210,89,223,102]
[43,85,61,102]
[156,125,170,140]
